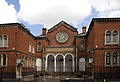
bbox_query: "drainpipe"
[42,48,45,72]
[76,48,77,72]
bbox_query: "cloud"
[18,0,92,28]
[0,0,18,23]
[89,0,120,17]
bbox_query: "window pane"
[29,43,31,52]
[106,31,111,43]
[0,35,2,46]
[37,42,41,52]
[80,41,84,51]
[4,35,7,46]
[113,53,117,65]
[33,46,35,53]
[113,31,118,43]
[106,53,111,65]
[3,55,6,65]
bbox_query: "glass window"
[80,41,84,51]
[113,53,118,65]
[3,54,6,66]
[32,45,35,54]
[106,53,111,65]
[106,31,111,44]
[0,35,2,46]
[3,35,7,47]
[25,57,27,66]
[29,43,31,52]
[37,42,41,52]
[113,31,118,44]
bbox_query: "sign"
[89,58,93,63]
[46,48,74,52]
[79,58,85,71]
[36,58,42,71]
[16,59,24,65]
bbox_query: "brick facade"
[0,18,120,79]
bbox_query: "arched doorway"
[47,55,54,72]
[65,53,74,72]
[36,58,42,71]
[56,54,64,72]
[79,58,85,71]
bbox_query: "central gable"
[47,21,78,47]
[48,21,77,33]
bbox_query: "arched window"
[37,42,41,52]
[3,54,6,66]
[113,31,118,44]
[79,58,85,71]
[106,31,111,44]
[0,35,2,47]
[113,53,118,65]
[36,58,42,71]
[80,41,84,51]
[106,53,111,65]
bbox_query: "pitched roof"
[86,18,120,37]
[0,23,35,39]
[48,21,77,33]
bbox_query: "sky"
[0,0,120,36]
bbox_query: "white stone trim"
[45,53,55,71]
[65,53,74,72]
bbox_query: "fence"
[94,66,120,80]
[0,66,120,82]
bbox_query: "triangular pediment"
[48,21,77,33]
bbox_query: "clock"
[56,31,68,43]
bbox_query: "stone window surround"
[105,52,119,67]
[105,30,119,45]
[45,53,74,72]
[37,42,41,52]
[0,54,8,67]
[29,42,32,53]
[0,34,8,47]
[80,40,85,51]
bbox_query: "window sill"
[104,43,112,46]
[0,65,7,68]
[32,53,35,55]
[112,43,119,46]
[0,46,8,48]
[105,65,119,68]
[37,51,41,53]
[112,65,119,67]
[105,65,111,67]
[104,43,119,46]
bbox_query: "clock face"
[56,31,68,43]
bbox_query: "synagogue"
[0,18,120,79]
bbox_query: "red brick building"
[0,18,120,79]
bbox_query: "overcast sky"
[0,0,120,36]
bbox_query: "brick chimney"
[82,26,86,34]
[42,28,47,35]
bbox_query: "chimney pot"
[42,28,47,35]
[82,26,86,34]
